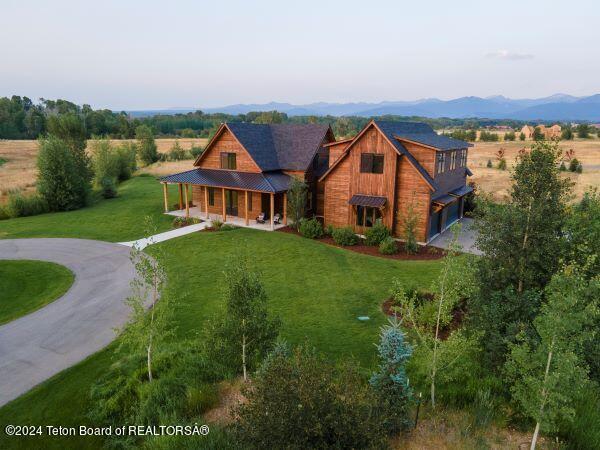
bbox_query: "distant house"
[520,124,561,139]
[160,120,473,243]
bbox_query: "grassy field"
[469,138,600,201]
[0,226,441,449]
[0,138,207,204]
[0,260,74,325]
[0,176,179,242]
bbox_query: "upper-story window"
[360,153,384,174]
[460,149,468,167]
[436,152,446,174]
[449,151,457,170]
[220,152,236,170]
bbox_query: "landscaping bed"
[278,226,446,260]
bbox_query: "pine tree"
[370,317,413,433]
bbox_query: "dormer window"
[360,153,384,174]
[220,152,236,170]
[437,152,446,174]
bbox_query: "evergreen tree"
[135,124,158,165]
[370,317,413,433]
[286,178,308,230]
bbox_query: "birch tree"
[505,267,599,449]
[119,217,171,382]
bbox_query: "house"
[318,120,472,243]
[160,120,473,243]
[160,122,335,229]
[520,124,562,139]
[520,125,535,139]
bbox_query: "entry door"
[225,190,238,216]
[261,193,270,219]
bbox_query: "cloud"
[485,50,534,60]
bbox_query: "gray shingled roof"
[225,122,330,171]
[373,120,472,151]
[160,168,291,193]
[348,194,387,207]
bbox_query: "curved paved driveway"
[0,239,136,407]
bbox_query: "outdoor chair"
[256,212,266,223]
[273,213,281,224]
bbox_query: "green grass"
[0,228,441,449]
[0,260,74,325]
[0,176,178,242]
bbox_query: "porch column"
[222,188,227,222]
[245,191,249,226]
[283,192,287,225]
[178,183,183,209]
[270,193,274,230]
[204,186,209,219]
[184,184,189,218]
[162,183,169,212]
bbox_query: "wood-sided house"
[160,119,472,242]
[160,122,335,229]
[318,120,473,243]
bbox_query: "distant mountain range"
[127,94,600,121]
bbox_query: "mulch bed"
[381,296,467,340]
[277,226,446,261]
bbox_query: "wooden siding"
[327,141,350,167]
[401,141,435,178]
[393,157,431,243]
[196,128,261,173]
[193,186,264,218]
[323,155,351,228]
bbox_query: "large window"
[436,152,446,174]
[208,187,215,206]
[460,149,468,167]
[220,152,237,170]
[449,151,457,170]
[360,153,384,174]
[356,206,383,227]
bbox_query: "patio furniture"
[273,213,281,224]
[256,212,266,224]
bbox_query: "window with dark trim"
[220,152,237,170]
[356,206,383,227]
[461,149,468,166]
[437,152,446,174]
[208,187,215,206]
[450,151,457,170]
[360,153,384,174]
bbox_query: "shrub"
[519,132,526,141]
[190,145,204,158]
[211,219,223,230]
[364,220,390,246]
[504,131,516,141]
[332,227,358,246]
[115,142,137,181]
[576,163,583,173]
[486,159,493,168]
[233,345,386,449]
[167,141,187,161]
[172,216,200,228]
[6,193,49,218]
[569,158,579,172]
[559,161,567,171]
[37,135,90,211]
[379,236,398,255]
[100,177,117,199]
[479,131,499,142]
[136,125,158,165]
[0,205,9,220]
[325,224,334,237]
[497,158,507,170]
[299,217,323,239]
[219,224,237,231]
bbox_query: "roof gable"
[375,120,472,151]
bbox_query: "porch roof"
[431,193,458,206]
[160,168,292,193]
[449,184,474,197]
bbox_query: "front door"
[225,190,238,216]
[261,193,271,219]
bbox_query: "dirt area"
[278,226,446,260]
[0,138,207,204]
[469,138,600,201]
[203,377,246,425]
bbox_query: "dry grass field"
[469,138,600,201]
[0,138,207,204]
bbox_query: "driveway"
[429,217,482,255]
[0,239,136,407]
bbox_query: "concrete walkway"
[119,222,208,250]
[0,239,137,407]
[428,217,482,255]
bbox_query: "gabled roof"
[374,120,472,151]
[160,168,291,193]
[198,122,332,172]
[319,120,439,191]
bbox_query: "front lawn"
[0,228,441,449]
[0,260,74,325]
[0,176,177,242]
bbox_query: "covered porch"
[160,168,291,231]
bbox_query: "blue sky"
[1,0,598,109]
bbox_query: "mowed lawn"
[0,175,178,242]
[0,226,441,449]
[0,260,74,325]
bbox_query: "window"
[437,152,446,174]
[356,206,382,227]
[220,152,236,170]
[360,153,384,174]
[208,187,215,206]
[461,149,468,167]
[450,151,457,170]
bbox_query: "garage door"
[429,210,442,240]
[446,200,460,228]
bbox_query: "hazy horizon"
[2,0,599,110]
